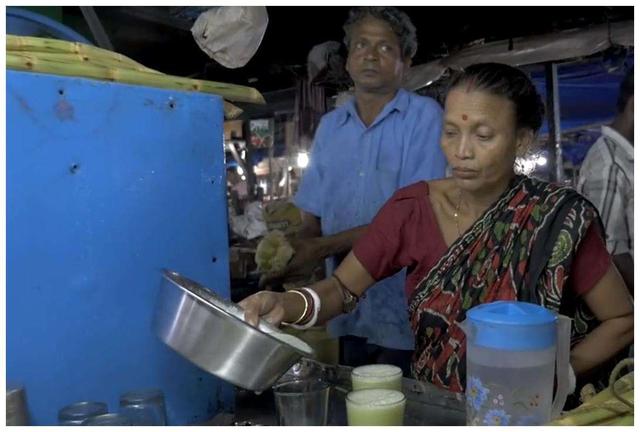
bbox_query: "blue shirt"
[294,88,446,350]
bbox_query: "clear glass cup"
[82,413,133,426]
[346,388,406,426]
[57,401,108,426]
[351,364,403,391]
[272,378,330,426]
[119,388,167,426]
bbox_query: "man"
[577,68,633,293]
[261,7,446,374]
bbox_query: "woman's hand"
[238,291,287,327]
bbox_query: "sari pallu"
[407,175,602,393]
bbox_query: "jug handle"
[550,315,572,419]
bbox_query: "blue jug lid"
[466,300,557,351]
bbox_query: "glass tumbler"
[58,401,108,426]
[273,378,330,426]
[119,388,167,426]
[82,413,133,426]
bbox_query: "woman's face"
[441,87,532,193]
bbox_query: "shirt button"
[359,171,364,177]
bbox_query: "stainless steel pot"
[153,270,314,392]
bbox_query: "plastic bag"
[191,6,269,69]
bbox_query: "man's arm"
[298,210,322,238]
[260,204,368,288]
[297,209,368,272]
[312,225,368,260]
[259,220,368,288]
[579,163,633,294]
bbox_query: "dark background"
[58,6,633,93]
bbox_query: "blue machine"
[7,70,234,425]
[7,7,93,44]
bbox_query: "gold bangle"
[283,290,309,325]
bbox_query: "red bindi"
[462,114,468,121]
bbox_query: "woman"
[240,63,633,394]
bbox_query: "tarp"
[404,20,633,90]
[529,53,634,136]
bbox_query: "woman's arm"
[569,264,633,375]
[240,251,376,327]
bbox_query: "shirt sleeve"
[400,99,447,187]
[569,223,613,296]
[579,162,632,256]
[293,118,327,217]
[352,191,418,281]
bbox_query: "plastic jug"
[460,301,571,426]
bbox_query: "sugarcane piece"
[608,359,634,409]
[255,231,294,273]
[224,101,243,120]
[7,52,266,104]
[579,383,597,404]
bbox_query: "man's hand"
[238,291,287,327]
[258,237,323,289]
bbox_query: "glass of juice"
[346,388,406,426]
[351,364,403,391]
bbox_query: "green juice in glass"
[351,364,403,391]
[346,389,406,426]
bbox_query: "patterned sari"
[407,175,603,393]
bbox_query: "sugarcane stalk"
[7,35,150,71]
[9,51,161,75]
[599,414,634,426]
[8,52,265,104]
[7,35,148,67]
[549,389,633,426]
[585,373,634,406]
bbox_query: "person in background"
[260,6,447,375]
[577,68,633,294]
[241,63,633,400]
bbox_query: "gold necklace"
[453,189,463,237]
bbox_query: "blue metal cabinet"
[7,70,234,425]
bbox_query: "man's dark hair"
[616,67,633,113]
[343,7,417,59]
[448,63,546,133]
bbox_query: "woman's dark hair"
[343,7,417,59]
[449,63,545,133]
[616,67,633,113]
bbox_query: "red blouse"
[353,182,612,299]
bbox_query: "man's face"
[345,16,410,94]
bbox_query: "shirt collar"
[601,125,633,160]
[338,88,410,127]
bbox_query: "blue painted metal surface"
[7,7,93,44]
[7,70,234,425]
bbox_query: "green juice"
[351,364,403,391]
[346,389,406,426]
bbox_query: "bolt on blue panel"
[7,70,234,425]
